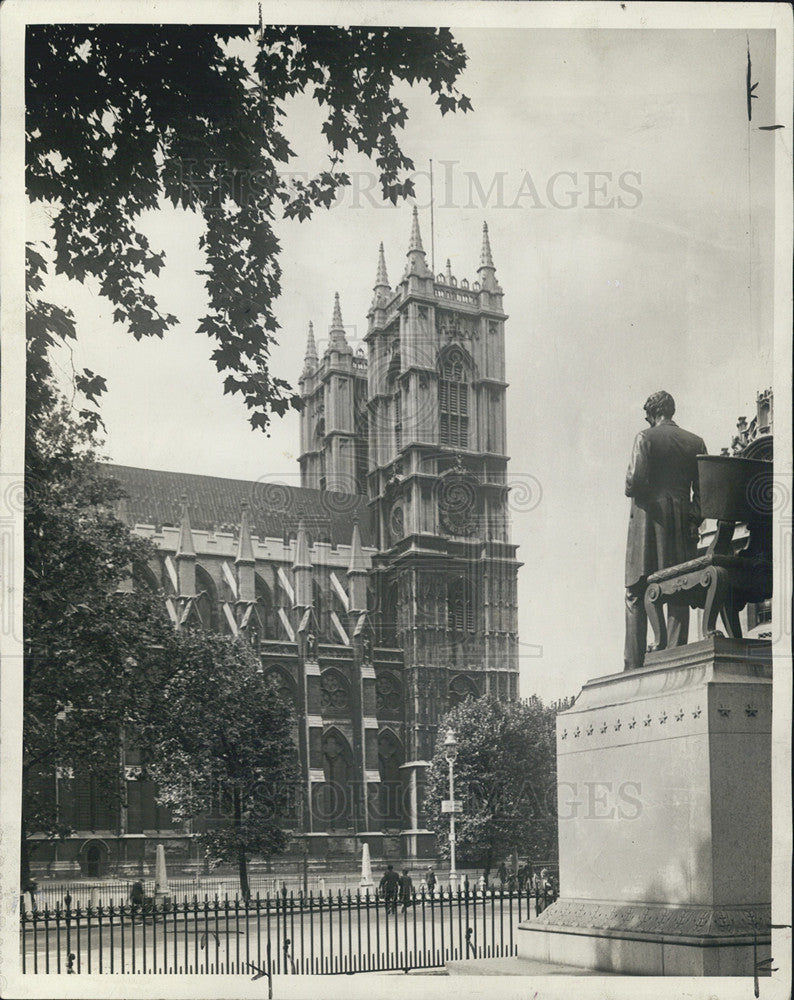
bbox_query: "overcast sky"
[32,26,778,703]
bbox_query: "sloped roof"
[101,464,374,548]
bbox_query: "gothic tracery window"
[377,731,403,826]
[449,673,479,708]
[262,666,295,708]
[447,576,474,632]
[375,672,402,717]
[439,349,469,448]
[320,669,351,716]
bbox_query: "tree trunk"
[233,786,250,901]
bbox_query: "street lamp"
[443,728,459,893]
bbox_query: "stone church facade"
[42,211,522,876]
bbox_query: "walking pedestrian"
[537,868,553,913]
[379,864,400,914]
[497,861,507,888]
[399,869,413,912]
[425,867,437,898]
[130,880,145,916]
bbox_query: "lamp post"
[443,728,459,893]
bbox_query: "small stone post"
[359,843,374,890]
[154,844,170,906]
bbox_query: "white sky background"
[31,27,776,704]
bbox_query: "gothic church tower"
[296,210,520,857]
[298,295,369,494]
[365,210,521,854]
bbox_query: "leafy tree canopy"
[424,696,566,880]
[22,380,175,886]
[137,630,297,898]
[26,24,471,431]
[23,374,298,895]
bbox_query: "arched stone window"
[438,347,470,448]
[262,664,296,710]
[377,730,403,827]
[449,673,479,708]
[322,730,354,830]
[447,576,475,633]
[253,574,277,641]
[195,565,219,631]
[133,560,161,593]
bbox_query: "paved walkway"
[446,956,615,975]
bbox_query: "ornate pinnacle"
[331,292,344,332]
[479,221,495,270]
[404,206,431,279]
[408,205,425,254]
[302,320,318,373]
[328,292,351,354]
[375,242,390,289]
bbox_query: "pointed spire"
[236,502,255,565]
[479,221,495,271]
[302,321,318,375]
[331,292,344,331]
[404,206,432,279]
[477,221,500,294]
[327,292,352,354]
[408,205,424,254]
[375,243,390,289]
[445,258,453,282]
[175,495,196,559]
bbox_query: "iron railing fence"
[20,885,558,976]
[23,865,559,916]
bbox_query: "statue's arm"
[625,432,650,498]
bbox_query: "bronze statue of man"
[624,391,707,670]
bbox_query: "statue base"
[518,637,772,975]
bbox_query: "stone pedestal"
[518,637,772,976]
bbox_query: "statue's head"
[643,390,675,423]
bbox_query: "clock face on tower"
[437,474,478,537]
[389,501,404,544]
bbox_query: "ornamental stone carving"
[320,669,350,716]
[375,673,402,717]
